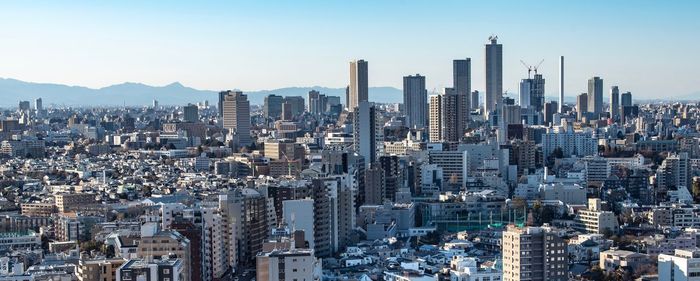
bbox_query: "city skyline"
[1,1,699,100]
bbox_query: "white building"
[283,199,315,249]
[658,249,700,281]
[449,256,501,281]
[574,199,619,235]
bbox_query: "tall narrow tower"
[610,86,620,121]
[587,76,604,117]
[559,56,564,113]
[403,74,428,129]
[485,36,503,117]
[349,60,368,110]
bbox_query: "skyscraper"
[485,36,503,117]
[34,98,43,118]
[471,90,480,111]
[349,59,368,110]
[263,94,284,120]
[621,91,632,107]
[609,86,620,121]
[501,225,568,281]
[587,76,603,117]
[353,101,383,166]
[308,90,329,116]
[544,101,558,125]
[221,90,251,147]
[183,103,199,123]
[403,74,428,129]
[217,91,228,118]
[577,93,588,121]
[428,95,442,142]
[519,73,545,113]
[441,88,464,142]
[558,56,565,113]
[283,96,305,117]
[453,59,471,128]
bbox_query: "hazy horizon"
[1,1,699,99]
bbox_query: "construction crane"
[520,59,545,78]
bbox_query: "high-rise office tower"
[471,90,479,111]
[403,74,428,129]
[609,86,620,121]
[217,91,228,118]
[18,101,30,111]
[183,103,199,123]
[544,101,558,125]
[577,93,588,121]
[34,98,43,117]
[502,225,568,281]
[263,94,284,120]
[152,99,159,109]
[587,76,603,117]
[281,102,293,121]
[502,104,522,126]
[429,95,442,142]
[344,86,350,109]
[349,59,368,110]
[485,36,503,117]
[519,73,545,113]
[353,101,383,166]
[308,90,329,116]
[559,56,565,113]
[441,88,464,142]
[621,91,632,107]
[219,188,268,268]
[221,90,251,147]
[283,96,305,117]
[453,59,471,128]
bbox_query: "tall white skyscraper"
[485,36,503,117]
[559,56,564,113]
[349,59,368,110]
[403,74,428,129]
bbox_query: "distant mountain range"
[0,78,697,107]
[0,78,403,107]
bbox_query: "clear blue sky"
[1,1,699,99]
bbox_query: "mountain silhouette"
[0,78,403,107]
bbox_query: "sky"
[1,1,699,99]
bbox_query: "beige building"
[137,223,192,281]
[221,90,251,147]
[348,59,368,110]
[54,193,96,213]
[77,258,125,281]
[429,95,442,142]
[574,198,619,234]
[501,225,568,281]
[599,249,650,272]
[20,202,56,217]
[256,230,320,281]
